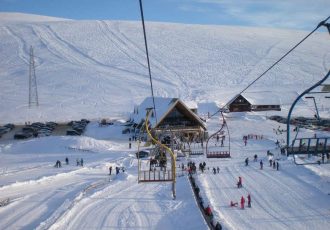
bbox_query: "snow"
[0,13,330,230]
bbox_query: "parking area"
[0,119,90,142]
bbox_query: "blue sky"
[0,0,329,30]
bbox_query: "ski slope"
[0,13,330,230]
[0,13,329,123]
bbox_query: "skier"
[247,194,251,207]
[80,158,84,167]
[245,157,249,166]
[213,167,216,175]
[65,157,69,165]
[76,158,80,166]
[276,161,279,171]
[260,160,263,170]
[273,160,276,169]
[254,154,258,162]
[109,166,112,175]
[237,176,242,188]
[217,166,220,173]
[240,196,245,209]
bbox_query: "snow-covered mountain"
[0,13,329,123]
[0,13,330,230]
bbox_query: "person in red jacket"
[205,205,212,216]
[240,196,245,209]
[247,194,251,208]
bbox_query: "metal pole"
[306,96,320,120]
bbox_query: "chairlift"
[137,109,177,199]
[205,112,231,158]
[286,70,330,165]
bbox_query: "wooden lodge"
[131,97,206,141]
[227,93,281,112]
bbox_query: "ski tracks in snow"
[99,21,190,97]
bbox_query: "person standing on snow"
[109,166,112,175]
[260,160,263,170]
[247,194,251,207]
[276,161,279,171]
[240,196,245,209]
[237,176,242,188]
[245,157,249,166]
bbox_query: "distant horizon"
[0,0,329,31]
[1,11,330,34]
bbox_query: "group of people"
[230,194,251,209]
[268,155,280,170]
[212,166,220,174]
[54,157,70,168]
[76,158,84,166]
[109,166,124,175]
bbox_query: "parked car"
[66,130,81,136]
[4,123,15,130]
[14,132,32,139]
[135,150,150,158]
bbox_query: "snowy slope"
[0,13,329,124]
[0,13,329,230]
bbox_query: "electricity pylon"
[29,46,39,107]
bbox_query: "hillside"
[0,13,329,230]
[0,13,329,123]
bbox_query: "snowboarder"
[65,157,69,165]
[109,166,112,175]
[240,196,245,209]
[260,160,263,170]
[247,194,251,207]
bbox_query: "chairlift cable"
[139,0,157,123]
[207,15,330,120]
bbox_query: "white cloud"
[182,0,330,29]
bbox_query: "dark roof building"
[132,97,206,140]
[227,92,281,112]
